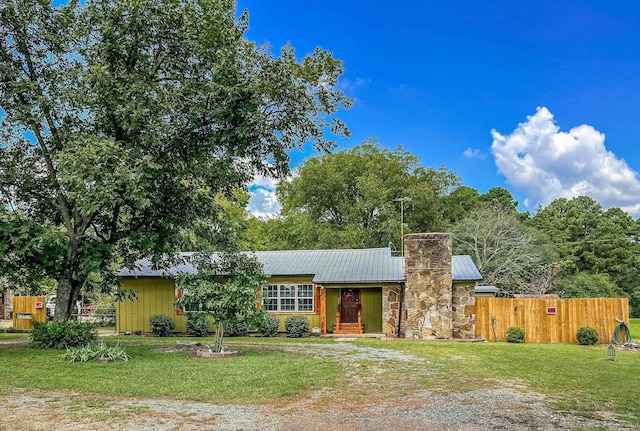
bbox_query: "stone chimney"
[403,233,453,339]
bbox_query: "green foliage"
[532,197,640,313]
[29,320,98,349]
[0,0,350,319]
[576,326,599,345]
[149,314,175,337]
[558,272,627,298]
[175,252,268,351]
[178,191,262,252]
[0,211,65,294]
[631,291,640,318]
[224,321,248,337]
[441,186,482,225]
[506,326,525,343]
[284,315,310,338]
[185,313,210,337]
[259,313,280,337]
[268,140,460,250]
[62,342,130,362]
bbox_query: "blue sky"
[241,1,640,218]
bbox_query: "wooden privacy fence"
[476,297,629,344]
[12,296,46,330]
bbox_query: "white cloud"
[247,176,281,218]
[491,107,640,217]
[338,76,371,93]
[463,147,486,159]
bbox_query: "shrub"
[506,326,525,343]
[223,321,248,337]
[186,313,210,337]
[576,326,599,345]
[259,313,280,337]
[149,314,175,337]
[30,320,98,349]
[284,315,310,338]
[63,342,130,362]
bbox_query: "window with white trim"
[263,284,314,312]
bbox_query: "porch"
[319,286,383,335]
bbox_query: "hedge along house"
[117,233,482,338]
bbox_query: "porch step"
[333,323,364,335]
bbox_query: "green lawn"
[629,318,639,340]
[0,339,340,404]
[355,338,640,424]
[0,332,29,341]
[1,323,639,426]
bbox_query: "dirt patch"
[0,338,28,346]
[157,342,241,359]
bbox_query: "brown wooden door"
[341,289,359,323]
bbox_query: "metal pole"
[400,198,404,255]
[393,197,411,256]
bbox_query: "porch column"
[319,285,326,335]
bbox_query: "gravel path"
[0,385,629,431]
[0,339,632,430]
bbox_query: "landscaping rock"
[176,340,201,347]
[617,342,640,352]
[196,349,239,358]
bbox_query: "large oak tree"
[0,0,350,318]
[265,140,460,250]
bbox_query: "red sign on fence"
[546,306,557,315]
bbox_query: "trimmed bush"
[186,313,210,337]
[576,326,599,345]
[506,326,525,343]
[224,321,248,337]
[63,342,130,362]
[259,313,280,337]
[284,315,310,338]
[149,314,175,337]
[30,320,98,349]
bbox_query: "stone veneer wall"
[403,233,453,339]
[452,282,475,339]
[382,285,402,335]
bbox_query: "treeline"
[193,141,639,315]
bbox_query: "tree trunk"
[54,239,84,320]
[214,321,224,353]
[54,274,83,320]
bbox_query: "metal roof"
[119,248,482,283]
[475,285,499,293]
[255,248,404,283]
[452,255,483,281]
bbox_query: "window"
[263,284,314,312]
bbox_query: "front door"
[341,289,359,323]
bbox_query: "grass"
[0,332,29,341]
[1,322,639,426]
[0,338,340,404]
[628,318,639,340]
[355,336,640,424]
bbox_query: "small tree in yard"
[174,252,267,353]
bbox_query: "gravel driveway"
[0,340,632,430]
